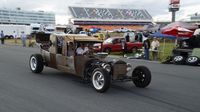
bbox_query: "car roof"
[52,33,103,43]
[108,37,124,40]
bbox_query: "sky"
[0,0,200,24]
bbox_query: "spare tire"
[173,55,185,65]
[186,56,199,66]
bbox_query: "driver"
[76,43,89,55]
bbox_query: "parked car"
[171,35,200,66]
[93,33,106,40]
[93,37,143,54]
[113,28,133,33]
[29,33,152,93]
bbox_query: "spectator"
[151,37,160,61]
[13,31,18,44]
[143,38,151,60]
[21,31,27,47]
[125,33,130,42]
[0,30,5,44]
[121,39,127,57]
[67,42,74,57]
[105,31,110,39]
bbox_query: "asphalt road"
[0,45,200,112]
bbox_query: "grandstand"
[69,6,153,30]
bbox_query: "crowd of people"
[143,37,160,61]
[0,30,27,47]
[119,32,160,61]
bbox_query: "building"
[0,8,55,25]
[68,6,153,30]
[191,13,200,23]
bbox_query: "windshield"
[104,38,113,44]
[123,32,135,42]
[32,27,39,30]
[46,29,55,32]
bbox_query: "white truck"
[0,24,31,38]
[30,23,55,34]
[30,23,41,34]
[44,25,55,34]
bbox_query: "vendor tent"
[150,32,176,39]
[161,22,198,38]
[149,32,176,58]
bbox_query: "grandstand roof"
[69,6,152,22]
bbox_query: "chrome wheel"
[186,56,199,66]
[92,71,105,90]
[174,56,183,62]
[187,57,198,63]
[29,54,44,73]
[30,56,37,71]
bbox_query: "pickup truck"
[93,37,143,53]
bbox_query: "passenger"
[68,42,74,56]
[76,43,89,55]
[87,44,94,55]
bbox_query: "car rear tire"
[173,55,185,65]
[104,48,111,54]
[186,56,199,66]
[131,47,138,53]
[91,68,111,93]
[29,54,44,73]
[132,66,151,88]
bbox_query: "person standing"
[0,30,5,44]
[121,39,127,57]
[143,38,151,60]
[125,33,130,42]
[105,31,110,40]
[13,31,18,44]
[21,31,27,47]
[151,37,160,61]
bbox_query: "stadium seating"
[79,25,143,31]
[69,7,152,21]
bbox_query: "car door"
[112,38,122,52]
[56,41,76,74]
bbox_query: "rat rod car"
[29,33,151,92]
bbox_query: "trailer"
[0,24,31,38]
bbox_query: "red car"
[94,37,143,53]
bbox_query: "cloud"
[0,0,200,24]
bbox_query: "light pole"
[168,0,180,22]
